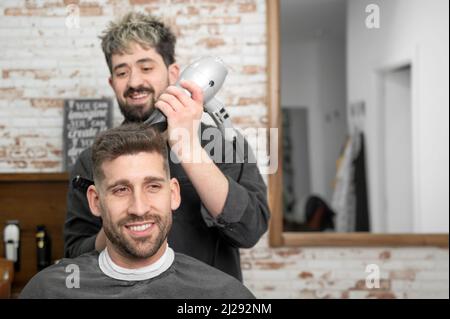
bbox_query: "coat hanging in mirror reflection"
[331,131,370,232]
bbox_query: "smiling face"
[109,42,179,123]
[88,151,180,266]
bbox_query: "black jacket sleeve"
[63,148,102,258]
[199,126,271,248]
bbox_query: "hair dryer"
[144,56,237,142]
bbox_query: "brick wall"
[0,0,448,299]
[242,236,449,299]
[0,0,267,172]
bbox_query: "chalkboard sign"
[63,99,113,171]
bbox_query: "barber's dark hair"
[92,123,169,185]
[99,12,177,73]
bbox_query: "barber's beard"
[118,88,156,123]
[101,205,172,260]
[118,78,170,123]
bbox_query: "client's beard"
[102,207,172,260]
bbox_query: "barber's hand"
[155,80,204,152]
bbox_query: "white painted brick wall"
[0,0,267,172]
[241,234,449,298]
[0,0,448,299]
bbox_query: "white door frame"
[375,47,421,233]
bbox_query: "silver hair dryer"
[144,56,237,142]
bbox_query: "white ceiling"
[280,0,347,42]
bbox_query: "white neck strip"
[98,244,174,281]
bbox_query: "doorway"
[381,65,413,232]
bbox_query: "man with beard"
[20,124,254,298]
[64,12,270,282]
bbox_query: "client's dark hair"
[92,123,169,184]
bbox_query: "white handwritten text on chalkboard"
[63,99,112,171]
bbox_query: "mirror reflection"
[280,0,448,234]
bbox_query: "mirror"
[266,0,448,246]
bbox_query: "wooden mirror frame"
[265,0,448,248]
